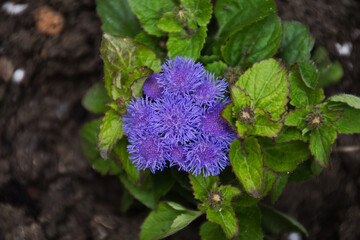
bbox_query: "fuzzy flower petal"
[158,57,206,95]
[167,144,188,170]
[151,94,202,144]
[127,131,166,173]
[193,72,228,106]
[143,73,164,100]
[186,138,229,176]
[201,102,237,145]
[122,97,153,135]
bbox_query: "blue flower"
[127,131,166,173]
[151,94,201,144]
[158,57,206,95]
[142,73,164,100]
[121,97,153,135]
[167,144,188,170]
[186,138,229,176]
[193,73,228,106]
[200,102,237,145]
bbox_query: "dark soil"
[0,0,359,239]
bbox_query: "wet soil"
[0,0,359,239]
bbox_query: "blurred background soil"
[0,0,359,239]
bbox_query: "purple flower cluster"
[122,57,236,176]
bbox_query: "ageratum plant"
[80,0,360,239]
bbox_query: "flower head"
[193,73,227,106]
[151,94,201,144]
[127,131,166,173]
[200,102,237,145]
[158,57,206,95]
[186,138,229,176]
[122,97,153,135]
[167,144,188,170]
[143,73,164,100]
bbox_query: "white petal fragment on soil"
[12,69,25,83]
[287,232,302,240]
[2,2,28,15]
[335,42,353,57]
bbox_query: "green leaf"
[181,0,213,27]
[284,107,310,130]
[96,0,140,37]
[113,138,140,184]
[259,138,310,173]
[119,170,174,209]
[288,160,314,183]
[288,65,324,107]
[215,0,276,38]
[218,185,241,206]
[297,61,319,89]
[328,94,360,110]
[331,105,360,134]
[167,26,207,59]
[275,126,308,143]
[199,55,221,65]
[140,202,202,240]
[189,174,219,202]
[101,34,161,98]
[206,206,239,239]
[205,61,228,77]
[230,138,264,198]
[135,31,165,56]
[233,169,276,207]
[200,222,227,240]
[221,102,236,129]
[80,119,122,175]
[270,174,288,203]
[97,109,124,160]
[317,61,343,88]
[231,86,253,110]
[260,204,308,237]
[222,14,282,67]
[82,82,110,114]
[235,59,288,121]
[120,188,134,213]
[128,0,176,36]
[235,206,264,240]
[278,21,315,65]
[156,12,183,33]
[309,125,337,167]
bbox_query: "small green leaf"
[317,61,343,88]
[278,21,314,65]
[128,0,176,36]
[189,174,219,202]
[275,126,308,143]
[221,102,236,128]
[80,119,122,175]
[96,0,140,37]
[135,31,165,56]
[167,26,207,59]
[113,138,140,184]
[297,61,319,89]
[156,12,183,33]
[270,174,288,203]
[230,138,264,198]
[284,107,310,130]
[331,105,360,134]
[309,125,337,167]
[218,185,241,206]
[260,204,308,237]
[233,169,276,207]
[259,138,310,173]
[206,206,239,239]
[222,14,282,67]
[200,222,227,240]
[199,55,221,64]
[119,170,174,209]
[140,202,202,240]
[181,0,213,27]
[215,0,277,38]
[235,59,288,121]
[205,61,228,77]
[97,109,124,160]
[288,65,324,107]
[82,82,110,114]
[231,86,253,110]
[288,160,314,183]
[101,34,161,98]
